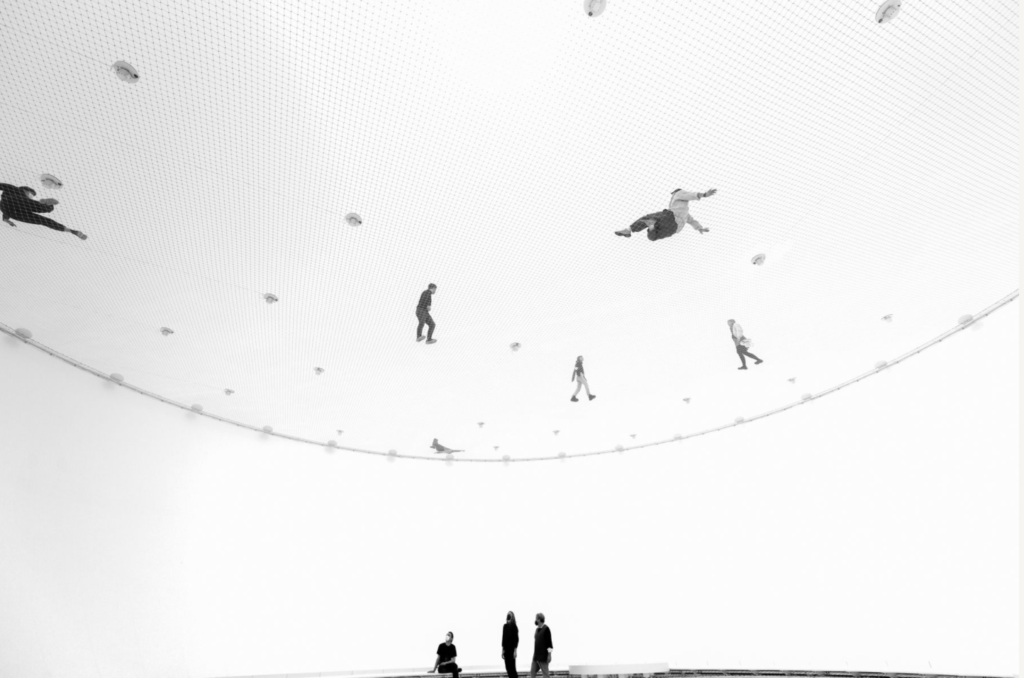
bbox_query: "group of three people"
[430,612,553,678]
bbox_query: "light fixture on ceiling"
[510,342,521,352]
[683,397,690,404]
[314,366,325,375]
[224,389,234,395]
[629,433,636,439]
[191,404,203,413]
[614,444,624,453]
[673,434,683,440]
[788,377,796,383]
[501,454,510,464]
[734,417,745,424]
[262,425,273,434]
[40,174,63,189]
[111,61,140,83]
[553,430,559,436]
[584,0,606,17]
[801,393,812,401]
[958,314,974,326]
[109,373,124,383]
[882,314,893,322]
[558,452,567,461]
[478,422,484,427]
[327,440,337,448]
[160,327,174,336]
[751,253,766,266]
[14,328,32,340]
[874,360,888,370]
[345,213,362,227]
[263,293,278,304]
[876,0,901,24]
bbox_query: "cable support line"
[1,290,1015,463]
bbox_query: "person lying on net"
[615,187,716,241]
[0,183,87,240]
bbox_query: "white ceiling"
[0,0,1018,459]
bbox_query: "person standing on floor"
[570,356,596,402]
[614,188,716,241]
[0,183,87,240]
[728,319,763,370]
[429,632,462,678]
[529,613,553,678]
[416,283,438,344]
[502,611,520,678]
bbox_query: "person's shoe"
[754,359,763,365]
[570,396,578,402]
[416,336,424,342]
[74,231,87,240]
[738,366,748,370]
[614,229,631,237]
[426,339,437,344]
[588,394,596,400]
[3,218,16,227]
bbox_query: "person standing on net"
[0,183,87,240]
[429,631,462,678]
[570,356,596,402]
[615,188,715,241]
[416,283,438,344]
[502,611,520,678]
[728,319,763,370]
[529,613,553,678]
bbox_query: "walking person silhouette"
[570,356,596,402]
[416,283,438,344]
[728,319,763,370]
[0,183,87,240]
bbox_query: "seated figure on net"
[0,183,87,240]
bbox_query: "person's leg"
[539,662,550,678]
[504,653,518,678]
[582,377,593,398]
[530,661,539,678]
[744,348,762,364]
[11,212,84,239]
[425,313,436,341]
[572,380,582,400]
[416,310,426,340]
[736,345,748,369]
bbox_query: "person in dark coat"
[502,611,520,678]
[529,613,553,678]
[0,183,87,240]
[416,283,438,344]
[429,632,462,678]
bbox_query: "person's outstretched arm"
[686,214,709,233]
[0,183,19,193]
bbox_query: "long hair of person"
[507,611,517,627]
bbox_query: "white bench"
[568,664,671,678]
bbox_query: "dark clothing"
[533,625,553,661]
[736,345,761,368]
[0,184,51,219]
[416,308,435,340]
[572,363,584,381]
[439,664,461,678]
[417,290,433,312]
[529,661,550,678]
[0,184,68,232]
[502,622,519,650]
[629,209,679,241]
[437,643,457,664]
[504,653,519,678]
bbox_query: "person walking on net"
[615,188,716,241]
[570,356,596,402]
[530,613,553,678]
[416,283,438,344]
[728,319,763,370]
[0,183,87,240]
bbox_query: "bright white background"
[0,304,1017,678]
[0,0,1019,676]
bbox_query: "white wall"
[0,305,1018,678]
